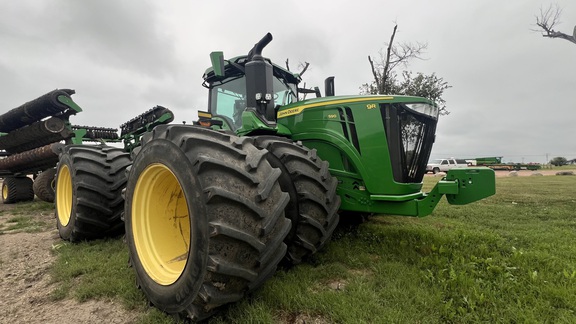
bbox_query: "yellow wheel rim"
[56,165,73,226]
[132,163,190,285]
[2,184,7,200]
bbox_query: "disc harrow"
[0,143,64,175]
[0,117,73,154]
[72,125,119,140]
[120,105,174,137]
[0,89,81,133]
[1,89,177,206]
[0,89,83,203]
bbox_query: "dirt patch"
[0,201,139,324]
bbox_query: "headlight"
[406,103,439,119]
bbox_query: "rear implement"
[0,89,82,203]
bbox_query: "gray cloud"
[0,0,574,164]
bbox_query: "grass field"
[49,174,576,323]
[0,200,53,234]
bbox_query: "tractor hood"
[276,95,438,120]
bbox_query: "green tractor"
[56,33,495,321]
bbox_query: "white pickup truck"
[426,158,469,174]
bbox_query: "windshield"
[209,76,297,130]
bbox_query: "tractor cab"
[203,59,299,131]
[202,33,301,133]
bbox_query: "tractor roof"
[202,55,301,87]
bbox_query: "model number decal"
[366,104,377,110]
[327,114,338,119]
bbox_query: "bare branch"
[382,24,398,93]
[368,55,381,93]
[388,42,427,71]
[534,4,576,45]
[367,24,429,94]
[298,62,310,76]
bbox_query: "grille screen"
[380,103,437,183]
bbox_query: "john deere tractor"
[55,33,495,321]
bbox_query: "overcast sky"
[1,0,574,164]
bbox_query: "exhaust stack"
[245,33,276,123]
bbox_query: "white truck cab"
[426,158,469,174]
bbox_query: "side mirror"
[210,51,225,77]
[325,76,335,96]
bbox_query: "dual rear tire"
[124,125,291,320]
[53,126,341,321]
[254,136,340,265]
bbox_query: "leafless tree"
[367,24,427,95]
[535,4,576,45]
[362,24,450,115]
[285,58,315,100]
[285,58,310,76]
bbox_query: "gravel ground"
[0,203,139,324]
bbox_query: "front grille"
[380,103,437,183]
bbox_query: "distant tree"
[285,58,315,100]
[534,4,576,45]
[360,24,451,115]
[394,71,451,113]
[550,156,568,166]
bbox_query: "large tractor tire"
[33,168,57,203]
[124,125,291,321]
[55,145,131,242]
[1,176,34,204]
[254,136,340,264]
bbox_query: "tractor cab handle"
[247,33,273,61]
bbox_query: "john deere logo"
[277,107,302,118]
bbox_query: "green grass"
[0,200,54,234]
[49,238,175,322]
[49,175,576,323]
[543,164,576,171]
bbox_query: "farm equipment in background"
[0,89,82,203]
[466,156,542,171]
[54,33,496,321]
[0,89,174,205]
